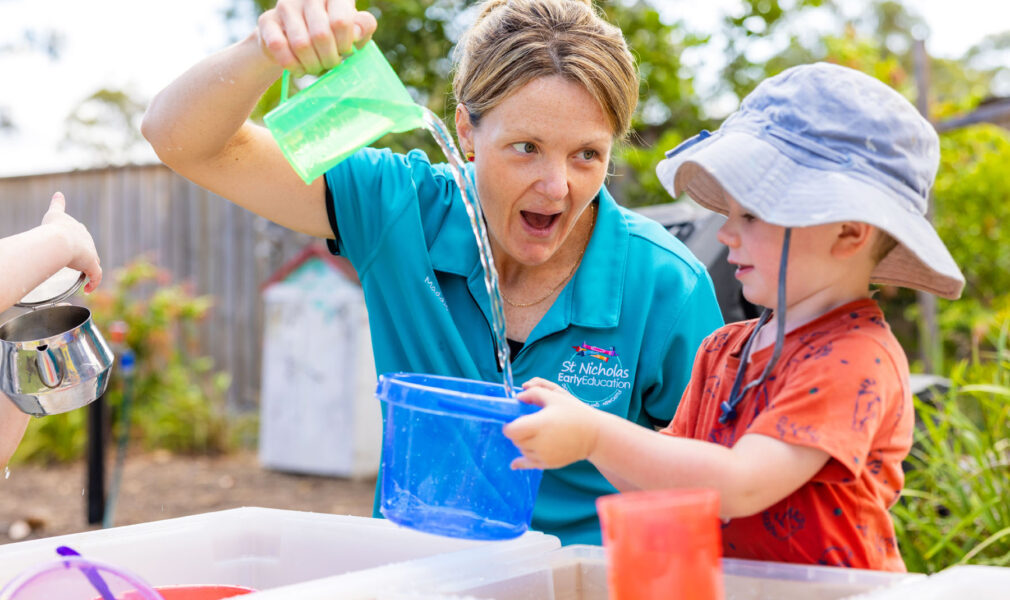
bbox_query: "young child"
[503,62,964,571]
[0,192,103,469]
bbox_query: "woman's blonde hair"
[452,0,639,139]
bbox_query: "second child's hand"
[503,378,601,470]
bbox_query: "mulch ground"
[0,449,376,545]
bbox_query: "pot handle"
[35,345,64,389]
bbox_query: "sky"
[0,0,244,177]
[0,0,1008,178]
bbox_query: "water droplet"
[81,488,85,496]
[4,466,9,479]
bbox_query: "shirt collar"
[428,165,481,277]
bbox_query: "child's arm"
[0,399,30,470]
[504,378,830,519]
[0,192,102,311]
[0,192,102,469]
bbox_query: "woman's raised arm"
[141,0,376,238]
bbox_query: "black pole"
[86,393,106,525]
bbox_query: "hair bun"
[476,0,595,21]
[455,0,636,138]
[474,0,509,22]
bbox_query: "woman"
[142,0,723,544]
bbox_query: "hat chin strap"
[720,228,791,424]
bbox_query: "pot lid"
[17,267,87,308]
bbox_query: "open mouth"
[520,210,561,234]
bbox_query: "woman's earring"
[465,152,475,162]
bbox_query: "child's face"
[716,195,840,310]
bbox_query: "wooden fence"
[0,164,316,412]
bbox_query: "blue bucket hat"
[657,62,965,300]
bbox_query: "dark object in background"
[907,374,951,405]
[636,201,761,324]
[87,394,106,525]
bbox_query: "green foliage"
[13,409,86,464]
[929,125,1010,362]
[717,0,833,102]
[893,322,1010,573]
[934,125,1010,308]
[11,258,248,465]
[132,359,238,454]
[62,88,148,164]
[91,258,249,456]
[613,128,688,205]
[601,2,710,205]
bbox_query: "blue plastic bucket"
[376,372,544,540]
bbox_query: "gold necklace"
[501,203,596,309]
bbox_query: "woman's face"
[456,76,614,266]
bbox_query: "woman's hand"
[258,0,378,77]
[40,192,102,292]
[503,377,602,470]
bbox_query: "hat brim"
[657,131,965,300]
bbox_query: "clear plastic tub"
[376,373,543,540]
[0,506,937,600]
[0,507,559,598]
[850,565,1010,599]
[359,545,925,600]
[720,556,925,600]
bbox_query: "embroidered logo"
[557,341,632,408]
[571,343,616,362]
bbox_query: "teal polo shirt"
[325,147,723,545]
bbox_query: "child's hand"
[503,377,601,470]
[40,192,102,292]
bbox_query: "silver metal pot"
[0,271,114,416]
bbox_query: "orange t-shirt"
[663,299,912,571]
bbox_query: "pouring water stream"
[271,61,517,398]
[419,108,515,398]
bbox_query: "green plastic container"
[264,41,425,184]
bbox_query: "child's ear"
[831,221,874,259]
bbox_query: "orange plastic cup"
[597,489,723,600]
